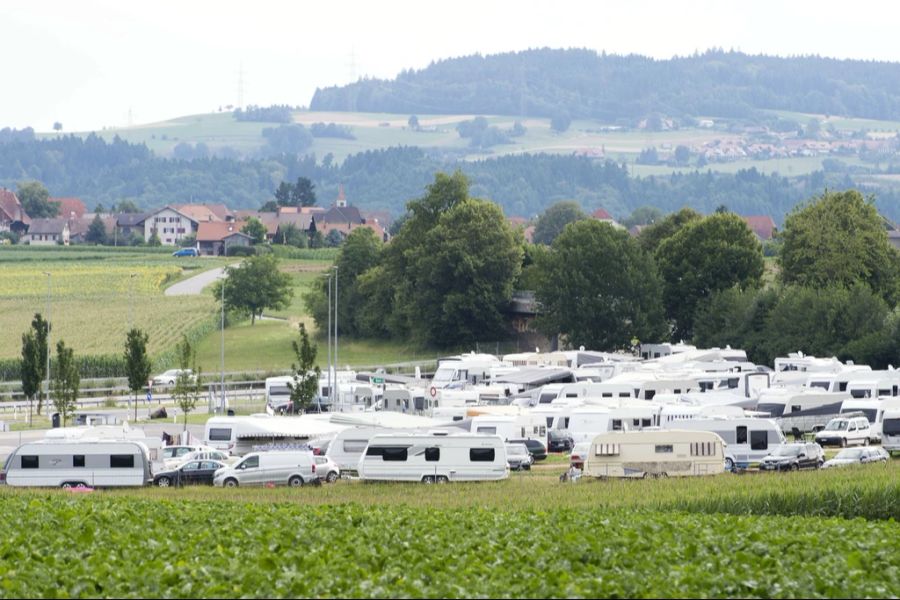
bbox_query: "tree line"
[304,178,900,368]
[310,48,900,122]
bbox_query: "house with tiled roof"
[170,203,230,224]
[196,222,253,256]
[24,218,69,245]
[51,197,87,220]
[0,189,30,235]
[741,216,776,241]
[317,186,389,242]
[144,205,202,245]
[591,207,624,229]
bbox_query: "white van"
[814,415,871,447]
[213,450,318,488]
[584,430,726,479]
[358,432,508,483]
[1,440,151,488]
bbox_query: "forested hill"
[310,49,900,121]
[3,134,899,222]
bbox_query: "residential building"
[741,216,777,241]
[51,197,87,220]
[115,213,148,243]
[24,218,70,245]
[196,222,253,256]
[144,205,201,245]
[0,189,30,235]
[591,208,624,229]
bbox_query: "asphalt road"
[164,264,237,296]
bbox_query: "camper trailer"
[584,430,726,478]
[326,426,424,474]
[430,353,505,391]
[1,439,151,488]
[671,417,785,469]
[357,432,508,483]
[469,414,547,442]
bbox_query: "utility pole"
[220,272,226,413]
[333,266,339,412]
[43,272,51,416]
[128,273,137,331]
[327,272,332,410]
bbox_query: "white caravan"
[430,353,505,391]
[881,408,900,455]
[584,430,726,479]
[1,439,151,488]
[671,417,785,469]
[841,398,900,442]
[567,406,612,444]
[469,414,547,442]
[327,426,425,473]
[755,388,850,432]
[358,432,508,483]
[203,415,345,455]
[265,376,294,415]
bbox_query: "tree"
[114,199,140,213]
[17,181,59,218]
[260,200,278,212]
[278,222,307,247]
[550,112,571,133]
[287,324,321,413]
[408,115,420,130]
[51,340,79,427]
[124,328,151,423]
[53,122,62,133]
[213,254,293,325]
[622,206,664,229]
[535,220,667,350]
[274,181,293,207]
[778,189,900,306]
[638,207,702,254]
[241,217,267,245]
[20,330,41,425]
[31,314,49,416]
[172,336,202,431]
[85,214,107,245]
[532,201,588,245]
[147,231,162,246]
[674,145,691,165]
[292,177,316,207]
[655,212,765,339]
[324,229,344,247]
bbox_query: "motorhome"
[430,353,505,391]
[755,388,850,432]
[357,432,508,482]
[639,342,696,360]
[880,408,900,455]
[265,376,294,415]
[1,439,151,488]
[584,430,726,478]
[671,417,785,469]
[203,415,345,456]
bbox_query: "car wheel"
[157,476,171,487]
[790,463,799,472]
[437,476,449,484]
[864,438,870,446]
[60,482,77,489]
[224,478,238,488]
[325,471,339,484]
[817,460,824,469]
[288,476,303,487]
[841,438,848,448]
[422,476,435,484]
[725,457,734,471]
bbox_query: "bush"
[226,245,256,257]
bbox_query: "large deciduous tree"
[241,217,267,245]
[637,207,702,254]
[532,201,588,245]
[778,189,900,305]
[51,340,79,427]
[214,254,293,325]
[655,212,764,339]
[17,181,59,218]
[535,220,667,350]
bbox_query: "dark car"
[508,438,548,461]
[547,430,574,453]
[758,443,825,472]
[153,460,226,487]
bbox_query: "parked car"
[505,443,533,471]
[507,438,548,461]
[822,447,890,468]
[815,416,871,447]
[161,445,213,461]
[758,442,825,471]
[213,451,318,487]
[172,247,199,257]
[314,455,340,483]
[547,430,574,453]
[153,460,227,487]
[165,449,236,469]
[570,442,590,470]
[152,369,195,386]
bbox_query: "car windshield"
[506,444,527,455]
[825,420,849,431]
[835,448,864,460]
[772,446,801,457]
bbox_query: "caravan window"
[851,389,871,399]
[208,428,232,442]
[469,448,495,462]
[839,382,848,392]
[425,448,440,462]
[612,419,623,431]
[21,456,39,469]
[452,416,463,422]
[110,455,135,469]
[750,431,768,451]
[809,381,829,390]
[691,442,715,456]
[343,440,368,453]
[655,445,673,453]
[602,393,612,398]
[879,389,891,398]
[883,418,900,436]
[539,393,557,404]
[367,446,408,461]
[619,393,630,398]
[736,426,748,444]
[73,455,85,468]
[644,390,656,400]
[476,426,498,435]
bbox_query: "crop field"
[2,462,899,597]
[0,247,225,362]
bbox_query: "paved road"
[165,264,237,296]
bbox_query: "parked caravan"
[584,430,726,478]
[881,408,900,455]
[567,406,612,444]
[1,439,151,488]
[839,398,900,441]
[755,388,849,432]
[326,426,420,473]
[671,417,785,469]
[357,432,508,482]
[430,353,505,391]
[265,376,294,415]
[469,414,547,442]
[203,415,344,456]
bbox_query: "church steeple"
[336,185,347,208]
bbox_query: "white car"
[505,443,533,471]
[152,369,195,386]
[161,445,214,461]
[822,447,889,468]
[570,442,591,470]
[164,449,237,470]
[314,455,341,483]
[814,416,871,447]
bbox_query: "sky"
[3,0,899,132]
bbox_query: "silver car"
[213,451,318,487]
[506,443,533,471]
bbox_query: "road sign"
[372,377,384,384]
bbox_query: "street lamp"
[128,273,137,331]
[220,271,226,413]
[43,272,51,417]
[327,271,332,410]
[333,265,339,412]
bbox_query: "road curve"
[165,264,237,296]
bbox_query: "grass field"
[0,247,228,361]
[2,462,899,597]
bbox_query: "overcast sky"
[4,0,897,132]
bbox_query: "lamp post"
[43,272,51,417]
[128,273,137,331]
[333,265,339,412]
[220,271,226,413]
[327,271,332,410]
